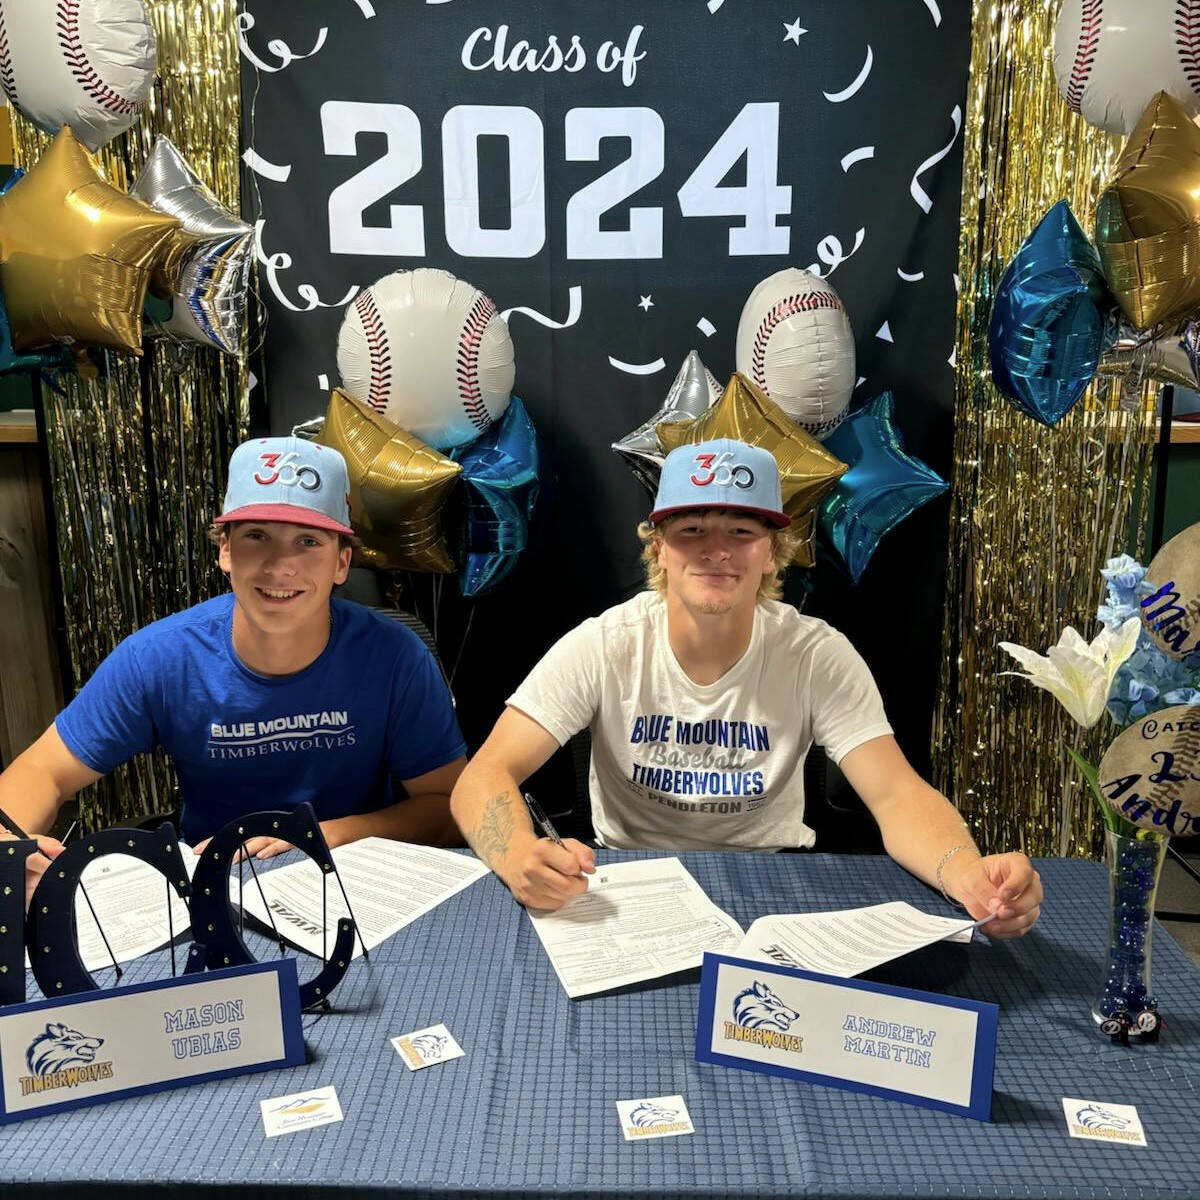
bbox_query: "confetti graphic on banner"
[240,0,972,784]
[824,46,874,102]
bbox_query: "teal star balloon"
[819,393,948,584]
[450,396,541,597]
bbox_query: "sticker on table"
[1062,1098,1147,1146]
[260,1085,344,1137]
[391,1024,464,1071]
[615,1094,694,1141]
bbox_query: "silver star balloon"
[130,137,253,354]
[292,414,326,441]
[1096,322,1200,391]
[611,350,721,496]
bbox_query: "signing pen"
[523,792,564,847]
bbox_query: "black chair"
[799,747,883,854]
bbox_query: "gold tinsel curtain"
[933,1,1159,860]
[10,1,247,830]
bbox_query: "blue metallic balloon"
[450,396,540,597]
[988,200,1115,426]
[818,393,948,585]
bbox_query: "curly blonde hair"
[637,510,800,601]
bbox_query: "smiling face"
[655,509,775,617]
[218,521,351,643]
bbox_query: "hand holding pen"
[503,792,595,911]
[0,803,66,908]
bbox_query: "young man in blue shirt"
[2,436,467,901]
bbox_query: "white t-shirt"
[507,592,892,852]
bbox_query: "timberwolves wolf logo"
[629,1101,681,1128]
[26,1023,104,1076]
[18,1023,114,1097]
[409,1033,448,1061]
[1073,1104,1132,1132]
[732,981,800,1031]
[722,980,805,1053]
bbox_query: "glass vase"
[1092,828,1169,1036]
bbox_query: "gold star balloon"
[319,388,462,573]
[656,373,846,567]
[0,126,180,354]
[1095,91,1200,331]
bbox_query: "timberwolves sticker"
[390,1023,465,1071]
[614,1094,695,1141]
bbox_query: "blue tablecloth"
[3,852,1199,1198]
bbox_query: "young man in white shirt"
[452,438,1043,934]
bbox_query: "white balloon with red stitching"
[1053,0,1200,136]
[734,267,855,440]
[336,268,515,453]
[0,0,156,150]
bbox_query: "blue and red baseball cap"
[214,436,354,536]
[649,438,789,528]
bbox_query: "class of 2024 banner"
[239,0,970,774]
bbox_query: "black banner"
[240,1,970,778]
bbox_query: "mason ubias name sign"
[0,961,305,1123]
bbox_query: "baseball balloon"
[337,268,515,452]
[735,267,855,439]
[0,0,156,150]
[1053,0,1200,136]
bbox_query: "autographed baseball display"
[1140,523,1200,661]
[337,268,515,452]
[1053,0,1200,135]
[734,268,855,439]
[1098,704,1200,836]
[0,0,156,150]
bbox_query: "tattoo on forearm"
[470,790,516,866]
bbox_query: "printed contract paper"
[235,838,490,958]
[527,857,743,997]
[25,851,199,973]
[735,901,981,978]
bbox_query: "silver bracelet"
[935,843,972,905]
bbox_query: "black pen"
[0,803,31,840]
[523,792,564,847]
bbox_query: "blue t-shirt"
[56,595,467,843]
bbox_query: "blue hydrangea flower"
[1097,555,1200,726]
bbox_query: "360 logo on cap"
[649,438,789,528]
[690,451,755,490]
[253,451,321,491]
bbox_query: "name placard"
[695,952,997,1121]
[0,960,304,1123]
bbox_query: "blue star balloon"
[818,393,948,585]
[988,200,1115,426]
[450,395,540,598]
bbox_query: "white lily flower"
[998,617,1141,728]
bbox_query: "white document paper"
[25,850,199,974]
[527,857,743,998]
[234,837,489,959]
[734,901,981,979]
